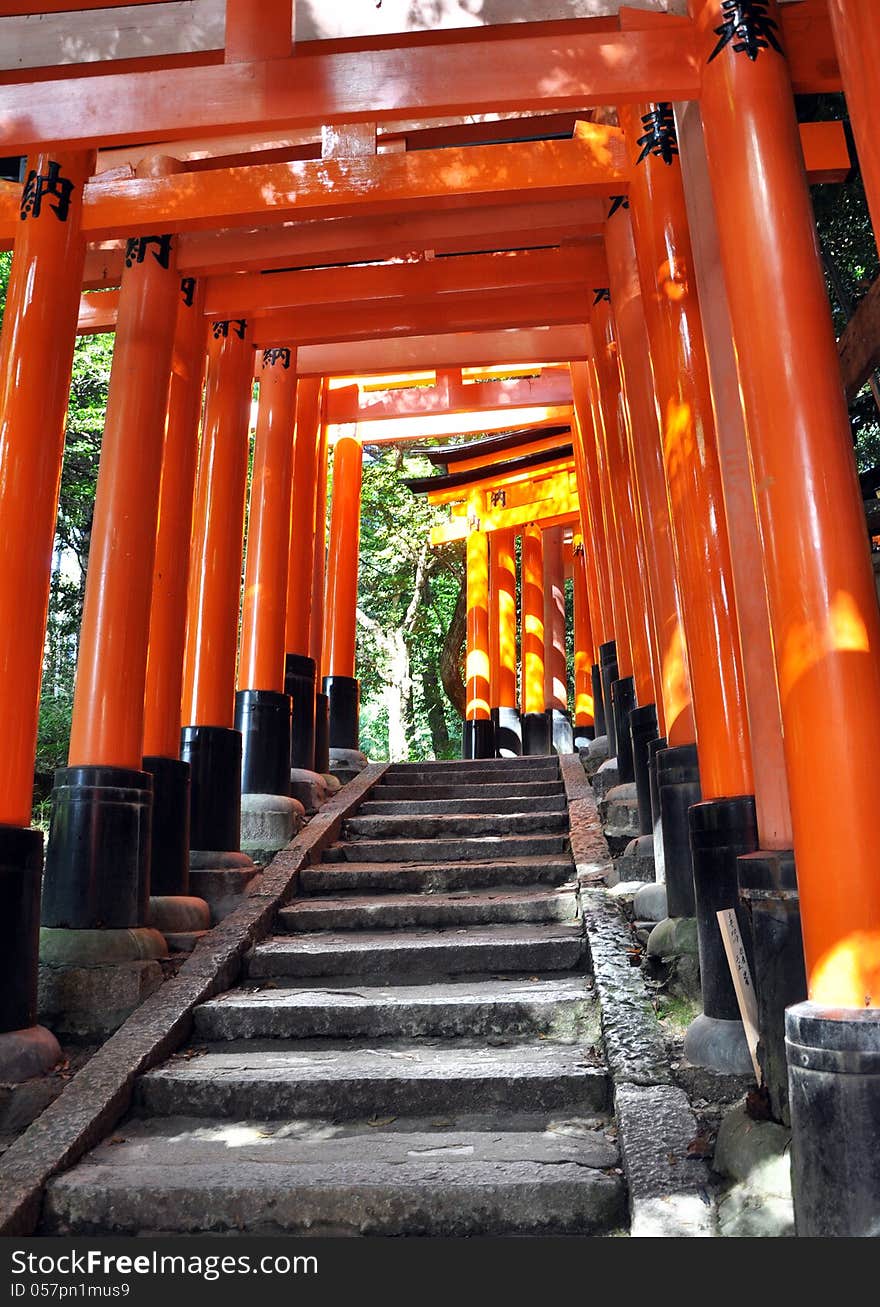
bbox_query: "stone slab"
[615,1082,715,1237]
[376,781,564,803]
[240,792,305,852]
[344,810,568,840]
[592,758,620,800]
[194,975,600,1043]
[360,795,566,817]
[279,885,579,932]
[329,831,570,864]
[559,754,616,888]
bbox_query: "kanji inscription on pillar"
[708,1,783,63]
[211,319,247,340]
[180,277,197,306]
[262,347,292,369]
[592,288,611,306]
[636,104,679,166]
[19,160,75,222]
[124,235,173,269]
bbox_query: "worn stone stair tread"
[359,795,567,817]
[278,885,579,931]
[44,1118,625,1236]
[245,922,585,978]
[323,832,570,863]
[344,812,569,840]
[136,1041,610,1118]
[384,757,559,774]
[194,974,597,1040]
[299,856,575,895]
[375,781,564,801]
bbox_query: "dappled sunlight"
[662,397,695,504]
[810,930,880,1008]
[778,591,871,706]
[658,256,688,303]
[661,624,692,741]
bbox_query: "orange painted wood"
[0,26,698,152]
[466,516,492,724]
[570,363,614,654]
[828,1,880,238]
[296,327,588,377]
[225,0,292,63]
[180,319,254,727]
[239,348,298,692]
[143,280,208,759]
[327,370,571,427]
[694,0,880,1005]
[542,524,568,714]
[323,435,362,680]
[68,185,181,767]
[285,377,324,658]
[309,418,330,671]
[521,524,545,717]
[573,539,595,727]
[493,529,517,711]
[0,149,94,824]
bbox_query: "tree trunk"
[440,577,467,720]
[422,661,451,757]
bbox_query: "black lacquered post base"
[42,766,153,930]
[738,849,806,1124]
[688,796,758,1022]
[0,824,45,1032]
[647,735,667,881]
[522,710,552,756]
[599,642,619,756]
[235,689,291,796]
[591,663,606,739]
[285,653,317,772]
[573,720,595,749]
[324,675,360,751]
[657,745,701,918]
[611,676,636,783]
[180,726,241,853]
[142,756,190,897]
[630,703,659,837]
[462,718,495,760]
[492,706,522,757]
[786,1003,880,1236]
[549,708,574,755]
[314,692,330,775]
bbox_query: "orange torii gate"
[0,0,878,1233]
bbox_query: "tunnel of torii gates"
[1,0,880,1228]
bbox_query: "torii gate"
[0,0,878,1233]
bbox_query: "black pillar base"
[314,691,330,775]
[647,735,668,881]
[462,718,495,760]
[591,663,606,739]
[630,703,659,837]
[285,653,317,773]
[142,756,190,898]
[573,720,596,750]
[522,710,552,756]
[0,824,44,1032]
[599,641,619,756]
[42,766,153,930]
[180,726,241,853]
[688,795,758,1022]
[235,689,291,796]
[657,744,701,918]
[611,676,636,783]
[738,849,806,1125]
[492,706,522,757]
[549,707,574,755]
[323,675,359,751]
[786,1003,880,1236]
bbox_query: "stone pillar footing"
[633,881,667,924]
[328,747,369,786]
[616,833,655,883]
[786,1002,880,1237]
[241,791,305,853]
[592,756,619,801]
[647,915,699,960]
[38,926,167,1041]
[148,894,212,954]
[0,1025,62,1084]
[188,851,258,925]
[683,1012,753,1077]
[288,768,327,814]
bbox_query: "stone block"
[240,792,305,854]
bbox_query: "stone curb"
[0,762,388,1236]
[561,754,716,1237]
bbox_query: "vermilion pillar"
[491,528,521,756]
[323,432,363,751]
[285,377,324,773]
[693,0,880,1233]
[521,523,550,754]
[236,347,297,798]
[42,200,181,981]
[310,419,331,775]
[543,525,573,754]
[463,497,493,760]
[0,149,92,1066]
[180,318,253,853]
[142,278,207,899]
[573,537,596,749]
[828,1,880,242]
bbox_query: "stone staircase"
[42,756,627,1237]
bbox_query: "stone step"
[343,811,569,841]
[193,974,598,1041]
[278,885,579,933]
[382,765,559,787]
[359,794,567,817]
[376,780,564,802]
[299,855,575,896]
[320,831,570,864]
[44,1116,626,1237]
[384,757,560,777]
[246,922,585,980]
[136,1041,610,1120]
